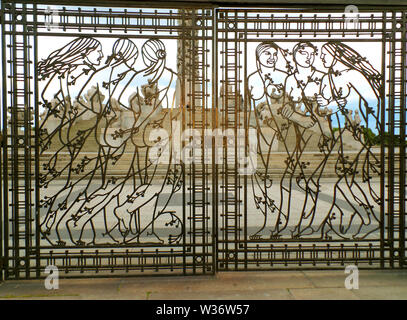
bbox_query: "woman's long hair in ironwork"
[38,37,104,182]
[105,37,139,69]
[38,37,103,138]
[38,37,102,80]
[142,39,167,83]
[313,42,382,239]
[102,38,140,104]
[322,42,381,98]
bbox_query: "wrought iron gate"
[0,2,406,279]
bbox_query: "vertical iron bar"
[33,3,40,278]
[202,9,207,273]
[380,10,387,268]
[181,9,187,275]
[190,9,196,275]
[399,10,406,267]
[234,10,239,270]
[223,11,228,270]
[212,7,218,273]
[388,10,396,268]
[243,10,248,271]
[22,3,30,279]
[11,2,19,278]
[0,1,4,282]
[1,2,9,280]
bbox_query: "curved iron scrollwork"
[248,41,382,241]
[38,37,183,246]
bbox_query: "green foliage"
[332,127,406,146]
[377,131,406,147]
[361,127,380,146]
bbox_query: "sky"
[2,5,394,135]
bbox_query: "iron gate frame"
[0,1,406,280]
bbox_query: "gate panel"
[217,8,407,270]
[1,3,215,278]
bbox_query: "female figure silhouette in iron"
[303,42,382,239]
[277,42,327,238]
[52,38,141,245]
[39,37,104,245]
[247,42,292,239]
[65,39,182,245]
[109,38,182,244]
